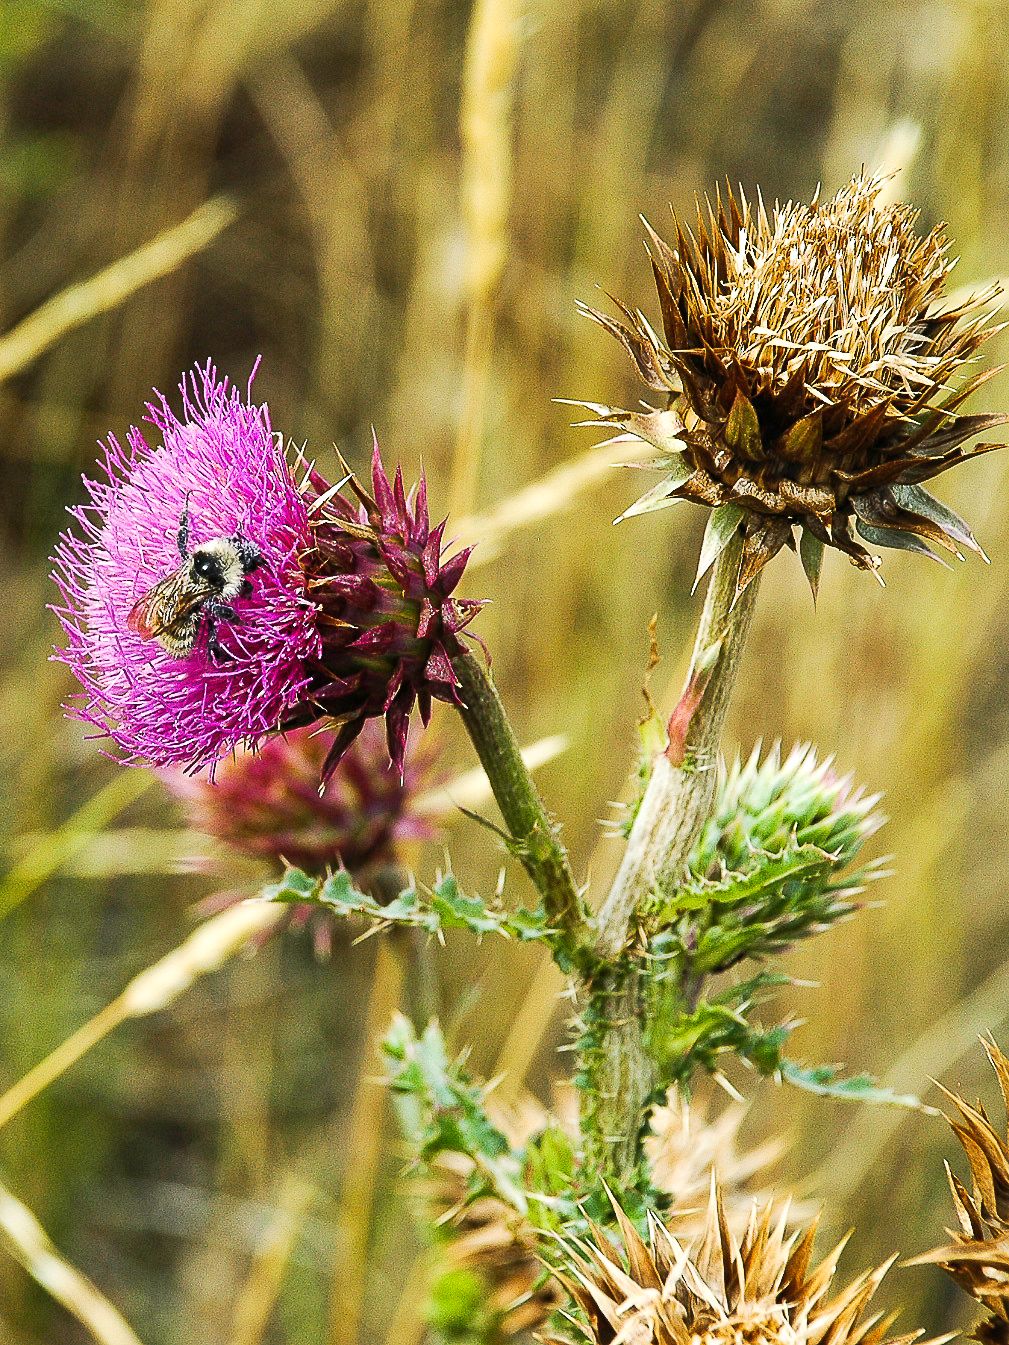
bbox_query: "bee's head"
[190,533,263,596]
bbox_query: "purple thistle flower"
[51,362,484,779]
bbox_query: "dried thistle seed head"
[427,1093,793,1342]
[546,1184,921,1345]
[645,1091,789,1232]
[909,1038,1009,1344]
[579,174,1007,598]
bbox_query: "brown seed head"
[546,1183,920,1345]
[580,174,1007,597]
[909,1038,1009,1345]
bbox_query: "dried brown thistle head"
[909,1038,1009,1345]
[578,174,1007,598]
[545,1183,920,1345]
[427,1092,790,1342]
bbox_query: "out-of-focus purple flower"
[51,362,484,778]
[165,720,435,875]
[51,363,319,772]
[165,720,438,955]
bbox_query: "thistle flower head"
[298,439,484,781]
[911,1038,1009,1345]
[51,363,483,779]
[427,1091,787,1342]
[547,1185,918,1345]
[165,720,435,876]
[51,363,319,772]
[582,174,1007,596]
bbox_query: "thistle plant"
[51,362,484,778]
[47,171,1008,1344]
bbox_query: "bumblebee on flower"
[50,361,485,781]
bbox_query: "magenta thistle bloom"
[51,362,484,778]
[51,363,319,772]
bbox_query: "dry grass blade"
[328,941,404,1345]
[413,734,567,817]
[0,1179,143,1345]
[449,0,523,519]
[459,436,655,568]
[0,901,285,1129]
[0,769,153,920]
[230,1175,315,1345]
[0,196,236,382]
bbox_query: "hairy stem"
[452,648,589,961]
[584,535,759,1180]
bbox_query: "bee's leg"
[177,492,192,559]
[205,598,239,663]
[239,579,253,598]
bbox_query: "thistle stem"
[585,534,760,1180]
[452,648,588,959]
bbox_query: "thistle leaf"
[779,1059,925,1110]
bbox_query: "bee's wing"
[127,568,204,640]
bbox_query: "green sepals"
[779,411,823,463]
[615,461,692,522]
[644,744,884,974]
[778,1058,925,1110]
[695,503,745,591]
[264,866,553,944]
[799,529,824,599]
[891,483,986,558]
[725,389,764,462]
[855,518,944,564]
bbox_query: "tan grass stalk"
[230,1175,315,1345]
[413,734,566,817]
[0,901,284,1129]
[0,196,236,382]
[449,0,523,520]
[328,941,404,1345]
[0,1179,143,1345]
[0,769,153,920]
[458,435,655,569]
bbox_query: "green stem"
[583,534,760,1181]
[452,649,589,963]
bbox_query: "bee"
[127,495,262,660]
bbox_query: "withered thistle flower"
[427,1092,786,1342]
[910,1038,1009,1345]
[51,363,484,779]
[580,174,1006,596]
[547,1184,919,1345]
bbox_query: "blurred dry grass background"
[3,0,1009,1340]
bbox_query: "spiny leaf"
[779,1059,926,1110]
